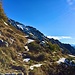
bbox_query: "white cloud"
[47,36,72,40]
[66,0,75,10]
[67,0,73,5]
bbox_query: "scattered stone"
[4,41,9,47]
[10,37,14,44]
[0,39,8,47]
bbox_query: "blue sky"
[2,0,75,44]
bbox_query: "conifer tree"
[0,0,7,22]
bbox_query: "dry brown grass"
[0,20,28,72]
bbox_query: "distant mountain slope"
[8,19,75,55]
[49,38,75,55]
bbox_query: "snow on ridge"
[17,24,24,30]
[30,64,42,70]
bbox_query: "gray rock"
[0,40,8,47]
[4,41,9,47]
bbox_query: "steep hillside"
[0,20,28,73]
[8,19,75,75]
[0,2,28,73]
[0,2,75,75]
[0,19,63,74]
[8,19,75,55]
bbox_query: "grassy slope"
[0,20,75,75]
[0,20,28,73]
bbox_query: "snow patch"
[40,41,46,45]
[68,54,75,57]
[17,24,24,30]
[40,41,45,44]
[25,35,29,38]
[25,28,29,30]
[4,22,8,26]
[30,64,42,70]
[24,46,29,51]
[27,39,34,44]
[56,58,66,64]
[23,58,30,62]
[29,33,34,36]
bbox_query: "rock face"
[0,39,8,47]
[8,19,47,41]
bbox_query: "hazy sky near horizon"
[2,0,75,44]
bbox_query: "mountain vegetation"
[0,2,75,75]
[0,2,7,22]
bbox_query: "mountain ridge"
[8,19,75,55]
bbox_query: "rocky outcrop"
[0,39,8,47]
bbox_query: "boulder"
[0,40,8,47]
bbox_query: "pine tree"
[0,0,7,22]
